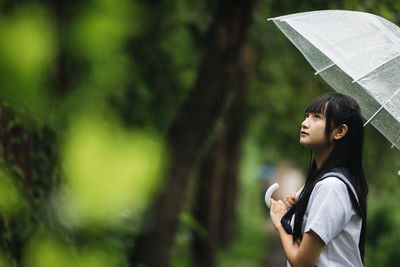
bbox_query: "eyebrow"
[305,112,325,117]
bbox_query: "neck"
[313,144,334,169]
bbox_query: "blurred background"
[0,0,399,266]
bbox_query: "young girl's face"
[300,112,330,149]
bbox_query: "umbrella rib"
[352,53,400,83]
[273,10,339,22]
[314,62,336,75]
[391,132,400,149]
[364,87,400,127]
[267,13,315,22]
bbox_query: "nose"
[301,117,309,129]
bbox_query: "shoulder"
[310,177,351,206]
[305,177,359,246]
[314,177,347,194]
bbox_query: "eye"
[314,114,321,119]
[304,113,309,118]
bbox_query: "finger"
[287,197,295,206]
[285,195,293,202]
[282,199,287,207]
[283,199,291,208]
[282,200,290,211]
[271,199,281,209]
[270,199,279,211]
[277,200,286,208]
[285,194,293,202]
[270,198,276,207]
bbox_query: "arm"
[270,199,325,267]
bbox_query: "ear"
[332,124,348,140]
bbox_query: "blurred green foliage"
[23,233,127,267]
[60,114,166,228]
[0,0,399,266]
[0,5,56,119]
[0,169,24,215]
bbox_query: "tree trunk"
[219,44,255,247]
[191,43,255,265]
[192,129,226,267]
[131,0,258,266]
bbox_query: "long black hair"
[293,92,368,261]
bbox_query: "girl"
[269,92,368,267]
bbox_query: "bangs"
[305,94,330,115]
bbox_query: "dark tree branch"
[131,0,258,266]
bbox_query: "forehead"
[306,99,329,114]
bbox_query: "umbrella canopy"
[269,10,400,150]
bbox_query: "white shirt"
[287,177,363,267]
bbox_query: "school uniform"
[287,176,363,267]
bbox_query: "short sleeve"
[304,177,355,245]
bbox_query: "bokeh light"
[59,115,166,228]
[0,5,56,116]
[0,169,24,215]
[0,252,10,267]
[24,234,126,267]
[68,0,141,60]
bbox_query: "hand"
[269,198,288,230]
[283,192,296,210]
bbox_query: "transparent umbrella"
[269,10,400,150]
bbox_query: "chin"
[299,140,311,148]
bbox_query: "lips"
[300,131,309,136]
